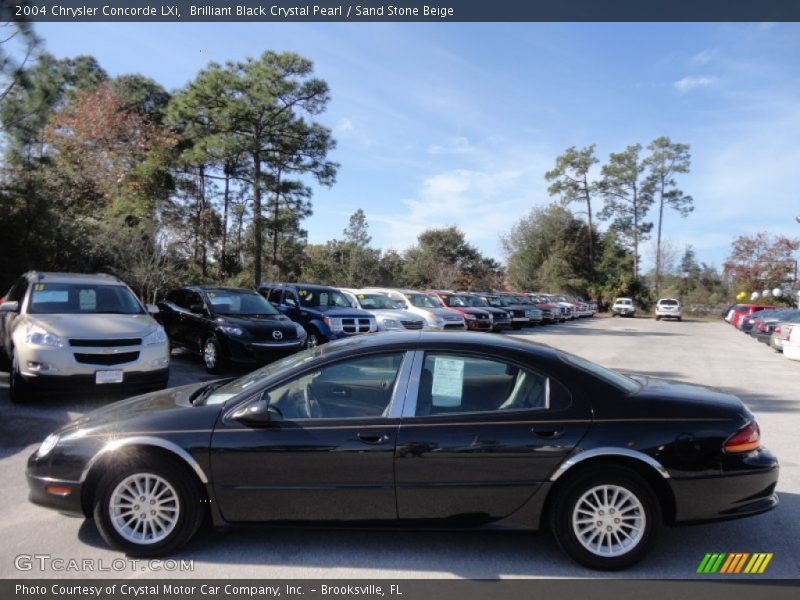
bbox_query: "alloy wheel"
[108,473,180,545]
[571,484,645,557]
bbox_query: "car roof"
[260,282,338,291]
[25,271,124,286]
[187,285,257,293]
[311,331,559,361]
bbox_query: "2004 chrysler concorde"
[26,332,778,570]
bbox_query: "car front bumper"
[19,368,169,395]
[26,473,85,517]
[226,336,307,365]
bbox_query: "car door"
[395,350,591,524]
[156,289,187,346]
[209,351,412,523]
[0,277,27,354]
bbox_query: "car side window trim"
[400,350,555,419]
[222,350,414,425]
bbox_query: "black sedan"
[156,286,307,373]
[26,333,778,570]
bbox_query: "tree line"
[1,22,796,311]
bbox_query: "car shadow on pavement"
[72,491,798,578]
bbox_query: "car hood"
[56,380,219,438]
[450,307,491,316]
[302,306,373,318]
[411,306,462,318]
[26,313,160,339]
[365,309,421,321]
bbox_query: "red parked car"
[728,304,774,328]
[427,291,493,331]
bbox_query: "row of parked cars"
[0,271,596,402]
[724,302,800,361]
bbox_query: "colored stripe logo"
[697,553,773,574]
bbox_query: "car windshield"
[616,299,632,305]
[205,289,279,316]
[485,296,506,307]
[558,351,641,393]
[27,283,143,315]
[356,293,402,310]
[408,293,441,309]
[440,294,468,307]
[659,299,679,306]
[297,287,352,308]
[464,296,490,307]
[204,349,321,405]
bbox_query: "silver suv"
[340,289,425,331]
[0,272,169,402]
[655,298,683,321]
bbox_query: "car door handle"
[329,388,349,397]
[357,432,390,445]
[531,427,565,439]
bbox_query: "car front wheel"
[550,467,661,570]
[9,349,31,404]
[93,457,204,557]
[202,336,226,374]
[306,330,323,349]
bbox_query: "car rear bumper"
[670,452,779,524]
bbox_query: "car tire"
[655,316,661,321]
[93,456,205,557]
[549,467,661,571]
[511,323,525,330]
[306,330,324,349]
[9,349,32,404]
[202,336,226,374]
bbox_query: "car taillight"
[723,421,760,454]
[774,327,781,335]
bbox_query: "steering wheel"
[303,386,322,418]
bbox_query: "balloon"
[762,289,771,297]
[751,292,760,300]
[773,288,783,297]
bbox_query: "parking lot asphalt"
[1,317,798,579]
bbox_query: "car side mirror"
[146,303,160,315]
[231,397,282,427]
[189,304,206,314]
[0,301,19,313]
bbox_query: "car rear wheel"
[202,336,226,374]
[9,349,31,404]
[550,467,661,570]
[93,457,204,557]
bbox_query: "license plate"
[95,370,124,384]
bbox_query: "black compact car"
[27,333,778,570]
[156,286,306,373]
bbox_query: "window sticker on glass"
[79,289,96,310]
[431,357,464,407]
[34,284,45,291]
[32,290,69,304]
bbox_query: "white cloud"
[335,117,354,133]
[674,76,717,93]
[427,136,475,155]
[690,49,717,65]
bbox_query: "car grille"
[74,351,140,366]
[443,314,462,322]
[342,318,373,334]
[540,309,552,318]
[69,338,141,347]
[401,320,424,330]
[475,313,490,320]
[444,323,464,330]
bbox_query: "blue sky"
[36,22,800,270]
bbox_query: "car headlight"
[382,319,402,330]
[220,325,243,337]
[434,317,445,325]
[294,323,307,338]
[323,317,343,333]
[36,433,59,458]
[143,326,168,345]
[524,310,533,317]
[25,324,64,348]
